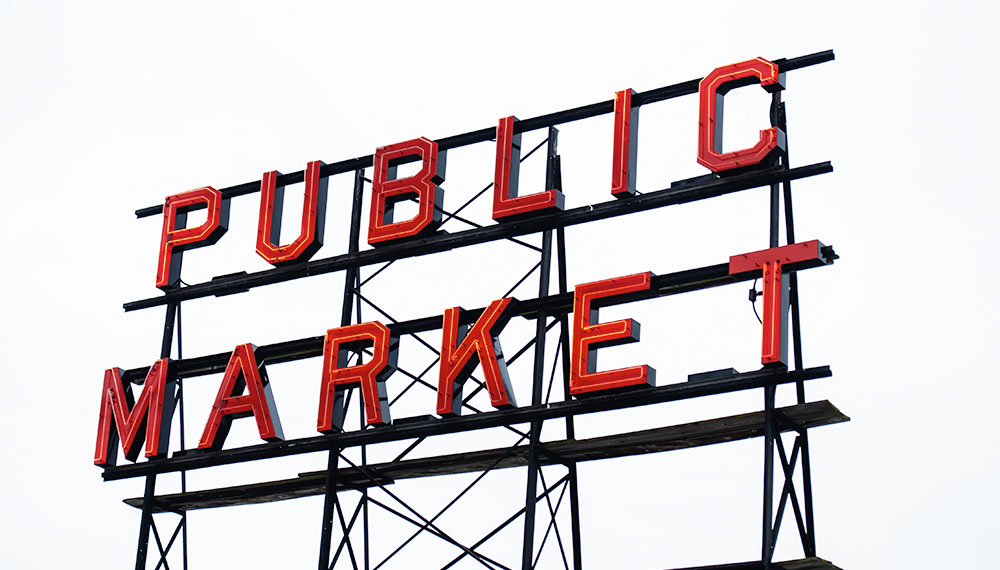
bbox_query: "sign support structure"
[103,50,845,570]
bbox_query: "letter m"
[94,358,177,467]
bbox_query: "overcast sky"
[1,2,997,569]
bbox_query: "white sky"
[1,1,997,569]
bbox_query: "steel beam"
[134,51,833,219]
[521,128,559,569]
[104,365,832,481]
[123,161,832,311]
[125,400,847,513]
[134,301,178,570]
[119,247,835,384]
[319,169,366,570]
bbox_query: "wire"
[750,278,763,324]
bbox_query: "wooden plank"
[126,400,848,512]
[662,558,842,570]
[106,365,832,481]
[778,558,843,570]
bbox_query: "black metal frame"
[759,80,819,569]
[117,50,839,570]
[318,130,580,570]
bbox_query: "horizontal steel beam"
[102,365,832,481]
[133,50,834,219]
[123,161,832,311]
[124,400,848,512]
[121,243,835,383]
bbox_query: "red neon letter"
[570,273,655,396]
[256,160,328,265]
[492,116,564,221]
[317,322,398,433]
[697,58,785,173]
[94,359,176,467]
[729,240,823,366]
[198,344,283,451]
[155,187,229,289]
[612,89,639,198]
[368,137,445,246]
[437,298,517,416]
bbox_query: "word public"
[153,58,786,289]
[97,58,797,467]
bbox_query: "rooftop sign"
[98,50,843,570]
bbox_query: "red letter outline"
[198,344,283,451]
[317,321,398,432]
[570,273,655,396]
[438,298,517,416]
[697,58,786,173]
[492,116,565,221]
[612,89,639,198]
[368,137,445,246]
[155,187,229,290]
[94,359,176,467]
[729,240,823,366]
[256,160,328,265]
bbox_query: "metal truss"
[760,86,819,569]
[315,127,584,570]
[134,301,183,570]
[120,50,843,570]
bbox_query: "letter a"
[198,344,283,451]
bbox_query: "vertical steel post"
[768,92,782,251]
[318,452,341,570]
[762,384,776,568]
[776,99,817,558]
[761,92,783,569]
[521,128,558,570]
[555,179,583,570]
[347,169,372,570]
[176,304,188,570]
[135,301,178,570]
[342,171,365,328]
[360,267,370,569]
[769,185,780,249]
[320,168,367,570]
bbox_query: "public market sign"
[95,57,830,469]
